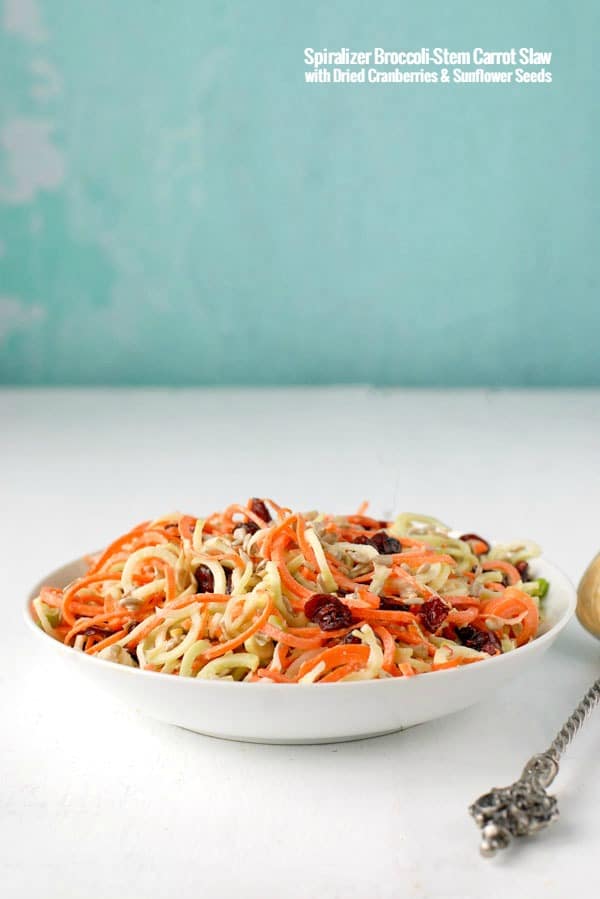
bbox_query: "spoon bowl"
[577,553,600,639]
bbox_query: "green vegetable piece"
[46,607,62,627]
[534,577,550,599]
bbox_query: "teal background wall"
[0,1,598,386]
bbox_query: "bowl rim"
[24,554,576,690]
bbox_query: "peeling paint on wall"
[0,295,46,341]
[0,119,64,203]
[3,0,47,44]
[30,58,62,101]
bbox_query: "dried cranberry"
[82,626,114,638]
[515,560,530,580]
[243,520,260,535]
[460,533,491,554]
[304,593,352,631]
[235,519,259,537]
[418,597,449,632]
[481,637,501,655]
[456,625,501,655]
[249,498,271,523]
[368,531,402,555]
[340,631,361,644]
[352,534,372,545]
[195,564,214,593]
[379,596,411,611]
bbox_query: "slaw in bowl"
[30,499,553,685]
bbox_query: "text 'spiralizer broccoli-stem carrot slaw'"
[31,500,549,683]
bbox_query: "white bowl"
[25,557,576,744]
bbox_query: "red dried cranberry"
[379,596,411,611]
[236,519,259,536]
[304,593,352,631]
[418,597,449,632]
[249,498,271,523]
[352,534,372,545]
[368,531,402,555]
[195,564,214,593]
[340,631,361,644]
[515,560,530,580]
[459,533,491,554]
[82,626,114,638]
[456,625,501,655]
[304,593,329,618]
[479,638,501,656]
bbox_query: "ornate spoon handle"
[469,676,600,857]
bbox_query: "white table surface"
[2,387,599,899]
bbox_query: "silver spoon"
[469,558,600,857]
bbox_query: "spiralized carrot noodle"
[31,501,547,682]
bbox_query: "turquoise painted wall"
[0,1,598,386]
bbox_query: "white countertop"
[2,388,599,899]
